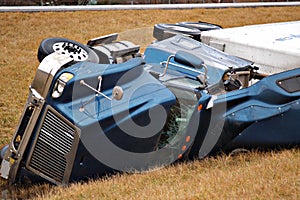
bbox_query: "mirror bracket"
[79,76,123,112]
[160,54,175,77]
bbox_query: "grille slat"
[30,153,65,177]
[28,108,77,183]
[43,116,75,139]
[44,113,75,137]
[33,141,67,169]
[46,111,74,133]
[40,127,74,150]
[39,130,71,154]
[42,123,74,143]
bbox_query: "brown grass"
[0,6,300,199]
[36,149,300,200]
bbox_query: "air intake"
[27,106,79,184]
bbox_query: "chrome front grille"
[27,106,79,184]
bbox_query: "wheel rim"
[53,42,88,61]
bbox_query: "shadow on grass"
[0,145,298,199]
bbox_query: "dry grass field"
[0,6,300,199]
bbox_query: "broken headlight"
[52,72,74,98]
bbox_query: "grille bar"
[27,107,78,184]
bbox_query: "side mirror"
[174,50,204,69]
[112,86,123,100]
[80,78,124,101]
[79,78,124,112]
[160,50,208,86]
[175,50,208,87]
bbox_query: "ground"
[0,6,299,199]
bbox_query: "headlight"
[52,72,74,98]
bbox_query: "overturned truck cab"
[1,30,300,185]
[0,36,202,185]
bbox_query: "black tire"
[37,37,99,63]
[177,21,222,31]
[153,23,201,42]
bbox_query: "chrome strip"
[1,88,45,183]
[26,106,80,185]
[160,61,205,75]
[0,53,73,184]
[31,52,73,98]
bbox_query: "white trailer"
[201,21,300,74]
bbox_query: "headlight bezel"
[52,72,74,98]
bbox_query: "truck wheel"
[153,23,201,41]
[37,37,99,63]
[177,21,222,31]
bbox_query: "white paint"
[201,21,300,74]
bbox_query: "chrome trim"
[26,106,80,185]
[0,53,73,184]
[160,55,175,77]
[31,52,73,98]
[160,61,206,75]
[10,88,45,154]
[1,88,45,183]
